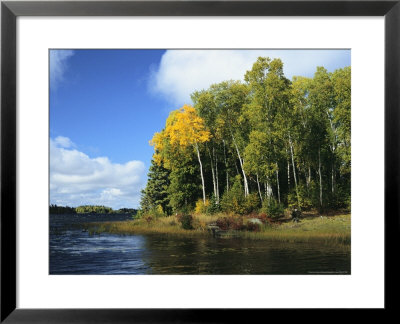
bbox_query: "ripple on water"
[50,215,350,275]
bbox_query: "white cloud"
[50,49,74,89]
[151,49,350,106]
[50,137,146,209]
[53,136,75,148]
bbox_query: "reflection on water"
[142,236,350,275]
[50,214,350,275]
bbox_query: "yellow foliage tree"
[151,105,211,204]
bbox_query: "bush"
[216,216,244,231]
[261,199,284,219]
[216,217,229,230]
[243,193,261,214]
[288,184,313,210]
[327,183,351,210]
[220,176,260,215]
[177,214,193,230]
[245,222,260,232]
[206,195,221,214]
[194,198,209,214]
[190,217,202,230]
[135,210,144,220]
[220,176,244,213]
[144,215,153,224]
[139,205,166,220]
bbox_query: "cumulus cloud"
[50,137,146,209]
[53,136,75,148]
[151,49,350,106]
[50,49,74,89]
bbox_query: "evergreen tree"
[140,159,171,215]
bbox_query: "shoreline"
[83,212,351,245]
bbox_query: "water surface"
[50,214,350,275]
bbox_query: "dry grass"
[240,214,351,245]
[85,213,351,245]
[86,214,213,237]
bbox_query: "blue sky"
[50,49,350,209]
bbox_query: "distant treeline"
[49,204,137,215]
[49,204,76,214]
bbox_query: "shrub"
[135,210,144,220]
[245,222,260,232]
[194,198,209,214]
[216,217,229,230]
[216,216,244,231]
[327,184,351,210]
[220,176,245,214]
[177,214,193,230]
[144,215,153,224]
[190,217,202,230]
[220,177,260,215]
[261,199,284,219]
[288,184,313,210]
[139,205,166,220]
[206,195,221,214]
[243,193,261,214]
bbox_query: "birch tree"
[151,105,211,205]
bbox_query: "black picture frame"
[1,0,399,322]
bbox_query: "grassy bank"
[84,212,350,245]
[239,214,350,245]
[85,214,215,238]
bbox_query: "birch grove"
[141,58,351,215]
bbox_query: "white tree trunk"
[195,143,206,205]
[319,146,323,208]
[332,164,334,194]
[327,111,337,196]
[256,173,263,202]
[223,140,229,192]
[264,182,267,200]
[289,136,300,208]
[287,156,291,189]
[275,163,281,204]
[215,151,219,203]
[232,136,249,197]
[208,148,217,202]
[267,180,273,200]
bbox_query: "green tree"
[147,57,351,214]
[244,57,291,205]
[140,159,171,215]
[332,66,351,175]
[151,105,211,205]
[201,81,250,197]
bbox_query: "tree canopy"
[141,57,351,215]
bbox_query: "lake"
[50,214,350,275]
